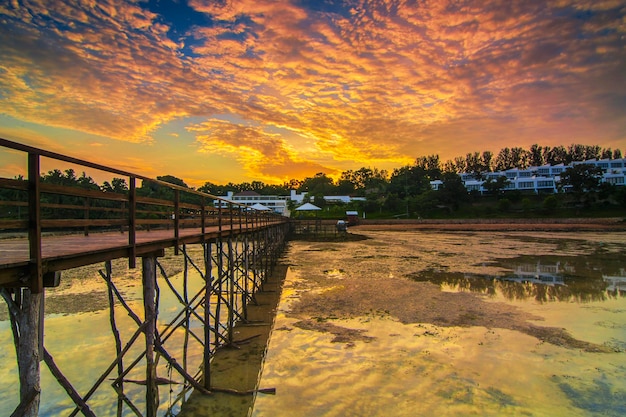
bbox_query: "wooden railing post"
[201,197,206,237]
[128,177,136,269]
[83,197,90,236]
[27,152,43,294]
[174,189,180,255]
[239,206,244,232]
[216,201,221,233]
[229,202,234,234]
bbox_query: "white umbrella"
[295,202,322,211]
[250,203,271,211]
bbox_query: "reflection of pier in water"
[0,138,289,416]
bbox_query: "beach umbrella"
[295,202,322,211]
[250,203,271,211]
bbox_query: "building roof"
[235,190,261,197]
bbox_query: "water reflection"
[252,231,626,417]
[409,254,626,303]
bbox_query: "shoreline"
[352,217,626,232]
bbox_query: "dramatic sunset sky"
[1,0,625,187]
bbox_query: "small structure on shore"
[346,210,359,226]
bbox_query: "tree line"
[1,143,624,220]
[199,143,622,197]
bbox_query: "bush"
[497,198,511,212]
[521,198,533,213]
[542,195,559,213]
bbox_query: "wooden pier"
[0,138,290,416]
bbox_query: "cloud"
[189,118,332,181]
[1,0,624,183]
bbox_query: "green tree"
[437,172,469,209]
[545,145,569,165]
[389,166,430,198]
[465,152,484,179]
[483,176,509,195]
[529,144,545,167]
[298,173,336,196]
[481,151,494,173]
[495,147,530,171]
[560,164,604,207]
[414,155,442,180]
[560,164,604,194]
[335,178,356,195]
[339,167,389,195]
[102,177,128,193]
[259,183,289,195]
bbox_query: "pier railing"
[0,137,284,292]
[0,137,290,416]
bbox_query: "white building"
[213,189,365,216]
[432,159,626,194]
[214,191,290,215]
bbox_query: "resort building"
[434,158,626,194]
[214,190,291,215]
[214,159,625,213]
[213,190,365,216]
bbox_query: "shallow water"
[251,230,626,417]
[0,260,207,416]
[1,231,625,416]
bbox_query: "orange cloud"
[0,0,624,184]
[189,119,333,182]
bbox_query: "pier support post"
[203,241,213,389]
[142,255,159,417]
[227,237,235,343]
[0,288,42,417]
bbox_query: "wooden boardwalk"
[1,138,290,416]
[0,221,284,287]
[0,137,288,291]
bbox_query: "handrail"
[0,138,221,200]
[0,137,285,292]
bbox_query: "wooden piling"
[142,255,159,417]
[203,241,213,389]
[0,138,290,415]
[0,288,42,417]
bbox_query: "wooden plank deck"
[0,222,282,287]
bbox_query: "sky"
[0,0,625,188]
